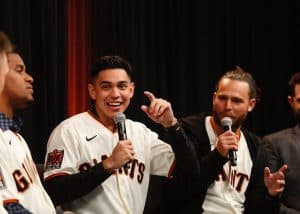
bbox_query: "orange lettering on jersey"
[215,168,249,192]
[93,158,98,165]
[0,171,5,188]
[129,160,137,179]
[235,173,249,192]
[22,163,33,183]
[13,169,30,192]
[216,168,227,181]
[230,169,237,186]
[137,163,145,184]
[79,163,92,171]
[79,155,146,184]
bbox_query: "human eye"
[217,95,227,101]
[232,97,243,104]
[100,83,111,90]
[15,65,24,73]
[118,82,128,90]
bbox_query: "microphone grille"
[114,112,126,124]
[220,117,232,127]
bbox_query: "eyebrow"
[100,80,129,84]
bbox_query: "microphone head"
[220,117,232,127]
[114,112,126,124]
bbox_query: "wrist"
[164,118,178,128]
[166,120,180,131]
[102,158,115,173]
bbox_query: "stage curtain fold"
[67,0,92,116]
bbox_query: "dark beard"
[212,109,247,132]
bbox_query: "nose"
[110,86,120,97]
[25,72,34,83]
[224,100,232,110]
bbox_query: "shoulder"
[263,127,294,142]
[126,119,158,140]
[55,112,90,128]
[181,113,208,126]
[126,119,158,137]
[180,112,209,139]
[50,112,90,136]
[180,112,208,132]
[242,128,261,142]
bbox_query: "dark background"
[1,0,300,213]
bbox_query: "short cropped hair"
[216,66,261,102]
[90,56,132,82]
[288,72,300,97]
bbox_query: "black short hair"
[288,72,300,97]
[90,56,132,82]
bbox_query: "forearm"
[167,123,226,188]
[45,162,111,205]
[167,123,200,175]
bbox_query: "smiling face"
[88,68,134,126]
[212,78,256,131]
[3,53,34,111]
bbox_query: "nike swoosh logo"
[86,135,97,142]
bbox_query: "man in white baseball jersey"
[0,32,26,214]
[0,50,56,213]
[44,55,194,213]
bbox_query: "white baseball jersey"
[0,130,18,213]
[44,112,175,214]
[0,128,55,213]
[202,116,253,214]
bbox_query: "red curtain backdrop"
[67,0,91,116]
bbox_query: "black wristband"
[167,122,180,131]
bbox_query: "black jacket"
[163,113,279,214]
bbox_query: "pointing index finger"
[144,91,155,102]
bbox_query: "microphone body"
[114,113,130,169]
[220,117,237,166]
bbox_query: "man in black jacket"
[263,72,300,213]
[162,67,287,213]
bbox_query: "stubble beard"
[212,108,247,132]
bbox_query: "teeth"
[108,102,121,107]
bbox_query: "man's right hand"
[216,131,239,158]
[103,140,134,172]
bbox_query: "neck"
[88,109,116,133]
[0,98,14,118]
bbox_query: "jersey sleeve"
[44,123,81,180]
[148,129,175,177]
[43,120,112,206]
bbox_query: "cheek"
[235,106,249,116]
[122,90,133,99]
[294,104,300,112]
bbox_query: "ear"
[247,98,257,112]
[212,92,217,104]
[288,96,293,106]
[129,82,135,98]
[88,83,96,100]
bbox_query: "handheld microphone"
[114,112,130,169]
[220,117,237,166]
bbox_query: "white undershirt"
[202,116,253,214]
